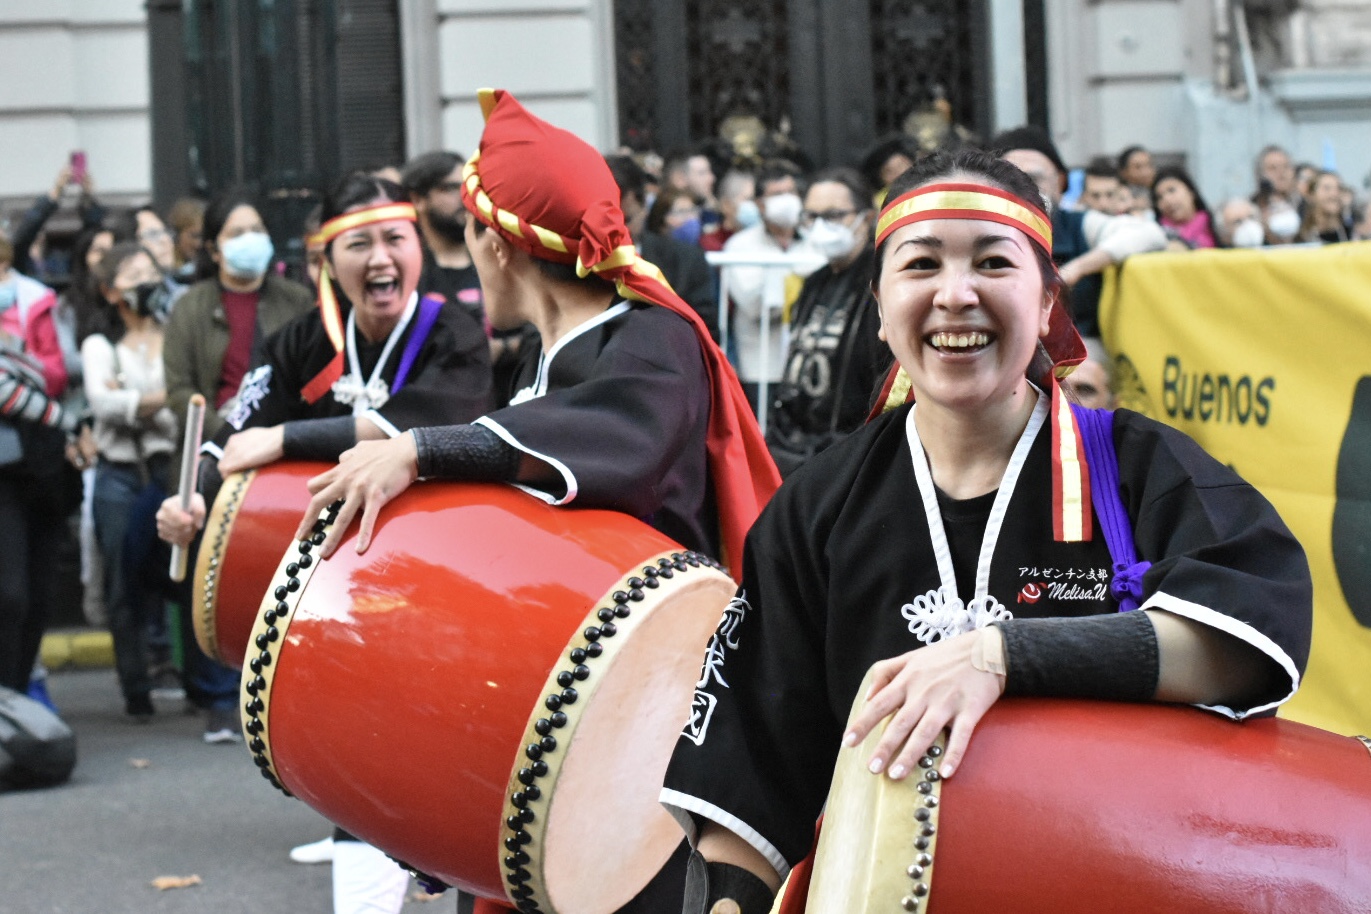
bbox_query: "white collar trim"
[511,301,631,404]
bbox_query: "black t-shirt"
[417,249,483,320]
[766,245,891,475]
[935,485,996,603]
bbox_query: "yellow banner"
[1100,241,1371,736]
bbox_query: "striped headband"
[309,202,417,248]
[875,182,1053,254]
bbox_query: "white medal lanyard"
[900,388,1048,642]
[336,293,417,415]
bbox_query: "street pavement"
[0,668,449,914]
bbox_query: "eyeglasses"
[137,228,170,243]
[800,208,858,227]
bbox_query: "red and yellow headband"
[875,182,1053,254]
[308,201,417,248]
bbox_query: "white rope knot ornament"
[901,586,1014,644]
[330,373,390,413]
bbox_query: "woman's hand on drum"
[843,627,1006,781]
[156,492,206,547]
[296,433,420,558]
[218,426,285,475]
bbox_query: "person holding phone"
[9,157,106,282]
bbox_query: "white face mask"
[1231,218,1266,248]
[805,217,859,262]
[762,193,803,230]
[1267,206,1300,240]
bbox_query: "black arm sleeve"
[197,451,224,515]
[281,416,357,462]
[683,853,775,914]
[997,610,1159,701]
[78,195,106,231]
[12,196,57,276]
[412,423,520,482]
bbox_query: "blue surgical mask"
[735,199,761,230]
[221,231,274,279]
[0,281,15,312]
[670,216,702,246]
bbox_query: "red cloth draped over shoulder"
[460,87,779,582]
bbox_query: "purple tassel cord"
[1071,404,1152,612]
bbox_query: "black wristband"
[411,424,520,482]
[683,851,776,914]
[997,610,1159,702]
[281,416,357,462]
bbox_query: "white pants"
[79,466,106,628]
[332,840,410,914]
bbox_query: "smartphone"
[69,150,87,185]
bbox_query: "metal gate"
[152,0,406,275]
[614,0,1045,168]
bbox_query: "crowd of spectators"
[0,115,1363,913]
[1,128,1365,718]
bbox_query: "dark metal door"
[613,0,1012,169]
[156,0,406,275]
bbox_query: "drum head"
[531,567,732,913]
[808,670,944,914]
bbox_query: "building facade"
[1,1,1369,221]
[0,0,150,216]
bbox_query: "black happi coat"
[662,397,1312,876]
[474,301,716,557]
[200,295,493,503]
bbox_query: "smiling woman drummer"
[659,149,1313,914]
[156,172,495,914]
[156,173,493,520]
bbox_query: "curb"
[41,628,115,670]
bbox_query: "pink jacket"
[0,272,67,398]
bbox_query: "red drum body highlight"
[808,697,1371,913]
[240,481,734,913]
[194,463,326,666]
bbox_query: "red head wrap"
[461,89,780,577]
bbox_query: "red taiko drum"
[239,480,735,913]
[804,690,1371,913]
[193,463,327,666]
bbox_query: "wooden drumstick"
[169,393,206,582]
